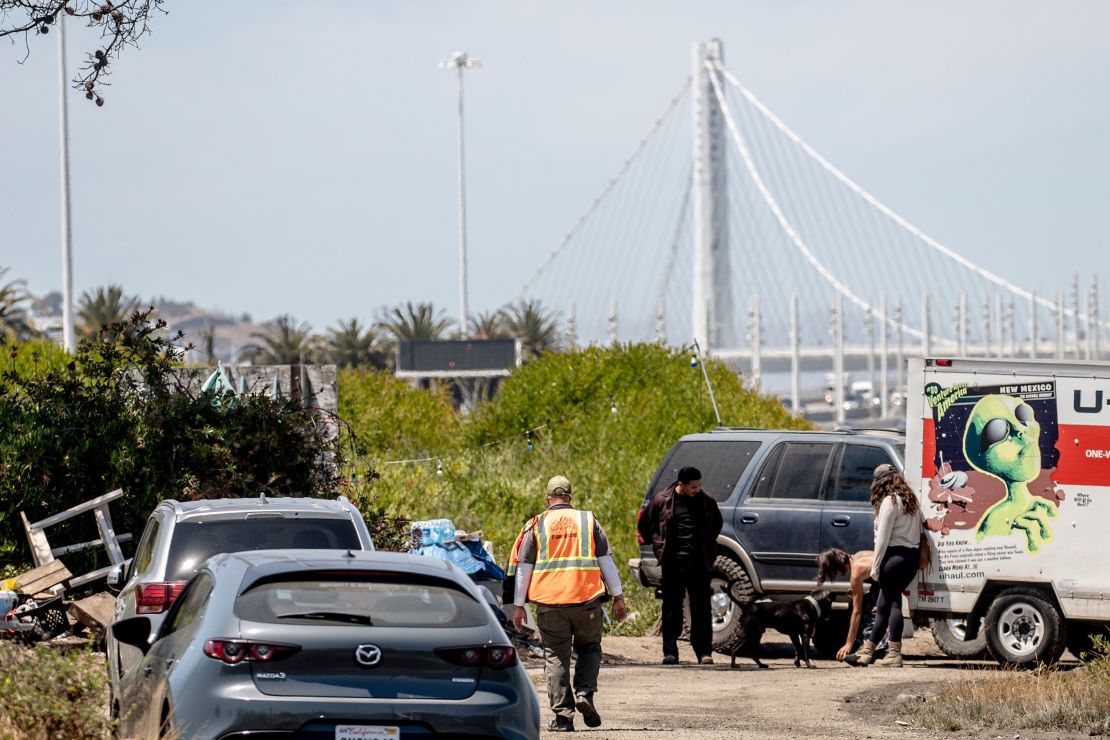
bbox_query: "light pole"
[439,51,480,339]
[58,14,75,352]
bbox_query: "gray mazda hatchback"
[111,550,541,740]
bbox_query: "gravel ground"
[526,633,1092,739]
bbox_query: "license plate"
[335,726,400,740]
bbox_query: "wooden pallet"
[14,560,71,599]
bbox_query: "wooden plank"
[15,560,71,596]
[69,593,118,635]
[31,488,124,530]
[93,504,126,565]
[20,511,54,567]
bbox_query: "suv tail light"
[435,645,517,669]
[636,508,645,545]
[203,639,300,665]
[135,581,186,614]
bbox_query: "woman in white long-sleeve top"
[848,464,921,668]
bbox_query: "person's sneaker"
[548,716,575,732]
[698,655,714,665]
[662,655,678,665]
[575,694,602,728]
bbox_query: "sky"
[3,1,1110,338]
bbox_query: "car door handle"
[740,513,759,524]
[830,515,851,527]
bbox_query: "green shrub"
[348,344,807,632]
[0,312,341,565]
[0,643,112,739]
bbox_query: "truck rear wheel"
[983,588,1066,668]
[931,618,988,658]
[709,555,753,655]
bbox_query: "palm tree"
[501,299,561,360]
[0,267,36,340]
[239,315,316,364]
[326,318,385,368]
[376,301,452,342]
[469,310,509,339]
[77,285,141,340]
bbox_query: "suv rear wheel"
[709,555,752,655]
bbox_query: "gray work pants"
[536,603,604,720]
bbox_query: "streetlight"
[58,14,75,352]
[439,51,480,339]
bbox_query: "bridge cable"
[707,62,922,338]
[715,63,1106,329]
[515,78,692,303]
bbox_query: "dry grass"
[0,641,112,739]
[904,639,1110,733]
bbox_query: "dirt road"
[526,634,1090,739]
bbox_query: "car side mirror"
[106,564,124,592]
[111,616,153,654]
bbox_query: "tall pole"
[691,39,731,351]
[58,15,75,352]
[1055,291,1065,360]
[958,293,967,357]
[921,293,932,358]
[832,295,845,424]
[748,295,761,387]
[790,295,800,414]
[994,293,1004,358]
[895,299,905,404]
[439,52,480,339]
[879,296,889,418]
[1028,292,1038,359]
[865,304,875,414]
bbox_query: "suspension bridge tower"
[692,39,733,353]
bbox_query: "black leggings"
[868,546,919,644]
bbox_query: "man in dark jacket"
[637,466,723,665]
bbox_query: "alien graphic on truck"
[925,382,1066,554]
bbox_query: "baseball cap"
[546,475,572,498]
[872,464,897,481]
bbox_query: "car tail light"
[435,645,518,669]
[636,508,645,545]
[203,639,300,665]
[135,581,186,614]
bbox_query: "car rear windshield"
[234,575,489,628]
[165,519,361,580]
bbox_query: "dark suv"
[630,428,904,655]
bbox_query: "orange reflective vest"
[525,508,606,606]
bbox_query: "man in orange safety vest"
[510,475,626,733]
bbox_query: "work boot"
[548,716,575,732]
[575,694,602,728]
[662,654,678,665]
[844,639,877,667]
[875,641,903,667]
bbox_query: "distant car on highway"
[110,549,541,740]
[106,494,375,713]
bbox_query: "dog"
[725,583,833,669]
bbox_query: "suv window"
[752,442,834,500]
[648,440,761,502]
[131,516,161,577]
[165,519,360,580]
[835,445,896,502]
[160,572,214,639]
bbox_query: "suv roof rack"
[829,425,904,437]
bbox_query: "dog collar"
[804,595,822,618]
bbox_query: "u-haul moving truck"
[906,356,1110,666]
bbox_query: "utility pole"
[691,39,731,351]
[439,51,480,339]
[879,296,889,418]
[832,296,845,424]
[790,295,800,414]
[58,15,75,352]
